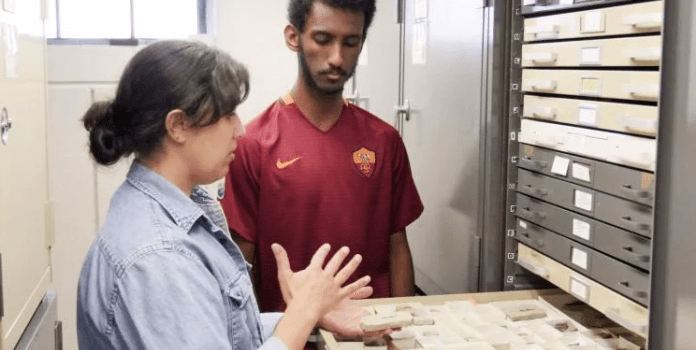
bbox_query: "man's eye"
[314,34,330,44]
[345,38,361,47]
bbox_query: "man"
[221,0,424,312]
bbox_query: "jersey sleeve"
[390,133,424,233]
[221,135,262,243]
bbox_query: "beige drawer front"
[519,119,657,171]
[523,95,659,136]
[522,69,661,101]
[517,243,649,337]
[522,35,662,67]
[524,1,663,42]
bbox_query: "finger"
[363,328,393,338]
[350,286,373,300]
[340,275,371,299]
[309,243,331,268]
[334,254,363,286]
[323,246,350,276]
[271,243,292,278]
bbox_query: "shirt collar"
[126,162,205,233]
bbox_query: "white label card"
[582,11,605,33]
[570,277,590,302]
[571,247,589,270]
[572,163,592,182]
[560,0,574,4]
[578,105,598,125]
[572,219,592,241]
[580,47,601,65]
[551,156,570,176]
[520,220,528,229]
[574,190,593,212]
[522,0,536,5]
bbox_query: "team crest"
[353,147,376,177]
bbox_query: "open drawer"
[317,288,645,350]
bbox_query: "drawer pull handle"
[620,185,653,201]
[620,117,658,136]
[618,281,649,299]
[623,84,660,100]
[525,52,557,65]
[517,259,550,278]
[519,207,547,221]
[533,238,545,248]
[527,79,557,92]
[521,157,548,169]
[622,246,651,263]
[605,308,648,335]
[623,13,663,30]
[623,48,662,63]
[526,24,560,39]
[522,184,548,197]
[528,106,557,120]
[621,215,652,232]
[532,135,559,149]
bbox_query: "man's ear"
[165,109,190,144]
[285,24,301,52]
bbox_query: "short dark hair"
[288,0,377,37]
[83,40,249,166]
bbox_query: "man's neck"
[290,78,345,131]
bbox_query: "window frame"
[47,0,215,45]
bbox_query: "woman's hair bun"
[83,101,131,165]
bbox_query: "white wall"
[215,0,297,123]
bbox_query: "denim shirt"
[77,162,287,350]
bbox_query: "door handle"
[620,184,653,201]
[1,108,12,146]
[621,246,651,263]
[617,280,648,298]
[521,157,548,170]
[394,99,411,121]
[518,207,547,221]
[620,215,651,233]
[522,184,548,197]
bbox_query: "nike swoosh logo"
[276,156,303,169]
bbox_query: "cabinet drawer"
[522,69,661,101]
[523,1,663,41]
[519,119,657,171]
[516,193,652,269]
[592,251,650,306]
[515,218,571,264]
[518,144,655,206]
[523,95,659,136]
[522,35,662,67]
[595,192,653,237]
[517,243,649,336]
[517,168,653,236]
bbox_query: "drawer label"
[574,189,594,212]
[580,77,601,95]
[569,276,590,302]
[571,163,592,182]
[580,47,601,65]
[581,11,606,34]
[571,247,589,270]
[519,220,528,229]
[551,156,570,176]
[578,104,598,126]
[572,219,592,241]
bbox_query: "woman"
[77,40,372,350]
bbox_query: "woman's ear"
[285,24,301,52]
[165,110,190,144]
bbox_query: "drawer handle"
[532,135,559,149]
[522,184,548,197]
[528,106,557,120]
[623,48,662,63]
[519,207,547,221]
[618,281,649,299]
[526,24,560,38]
[620,117,658,136]
[620,215,652,233]
[622,246,651,263]
[623,13,663,30]
[517,259,550,278]
[527,79,557,92]
[623,84,660,100]
[525,52,557,65]
[521,156,548,169]
[620,184,654,201]
[605,308,648,335]
[533,238,545,248]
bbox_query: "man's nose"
[327,42,346,69]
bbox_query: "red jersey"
[221,97,424,312]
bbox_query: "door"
[0,2,51,349]
[401,0,487,294]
